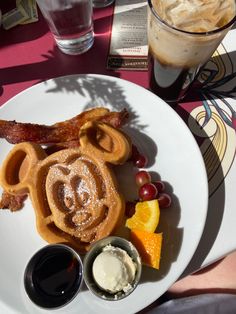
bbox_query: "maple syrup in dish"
[24,244,83,309]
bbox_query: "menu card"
[107,0,148,71]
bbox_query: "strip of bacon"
[0,108,129,144]
[0,191,27,211]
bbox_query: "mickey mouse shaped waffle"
[0,121,131,253]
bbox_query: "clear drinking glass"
[36,0,94,55]
[147,0,236,103]
[93,0,115,8]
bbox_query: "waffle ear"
[0,142,47,195]
[79,121,131,165]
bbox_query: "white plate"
[0,74,208,314]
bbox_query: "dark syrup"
[24,246,82,309]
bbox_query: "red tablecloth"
[0,3,149,107]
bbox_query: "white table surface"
[180,27,236,277]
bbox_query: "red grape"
[129,144,148,168]
[134,154,148,168]
[130,144,140,161]
[158,193,172,208]
[125,201,136,217]
[135,171,151,187]
[139,183,157,201]
[152,180,165,193]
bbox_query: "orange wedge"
[130,229,163,269]
[125,199,160,233]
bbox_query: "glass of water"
[36,0,94,55]
[93,0,115,8]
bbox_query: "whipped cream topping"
[152,0,235,32]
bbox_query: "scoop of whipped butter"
[92,245,136,294]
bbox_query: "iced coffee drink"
[148,0,236,103]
